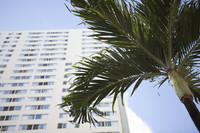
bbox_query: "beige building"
[0,29,130,133]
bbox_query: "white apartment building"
[0,29,130,133]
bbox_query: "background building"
[0,29,130,133]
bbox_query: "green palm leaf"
[60,47,165,124]
[62,0,200,129]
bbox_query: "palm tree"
[61,0,200,131]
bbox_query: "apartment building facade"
[0,29,130,133]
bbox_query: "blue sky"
[0,0,199,133]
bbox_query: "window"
[103,111,117,116]
[96,121,118,127]
[59,113,69,118]
[4,41,10,43]
[16,83,28,87]
[14,37,20,39]
[46,32,68,34]
[36,69,56,73]
[22,114,48,120]
[0,83,29,87]
[32,82,54,86]
[38,63,57,67]
[70,123,79,128]
[44,39,68,42]
[12,41,18,43]
[39,57,65,61]
[0,70,4,74]
[82,51,97,55]
[42,48,67,51]
[40,53,66,56]
[82,42,102,45]
[22,49,40,52]
[19,124,46,130]
[1,45,8,48]
[93,111,117,117]
[5,53,12,57]
[13,70,33,73]
[43,43,67,46]
[20,53,38,57]
[0,90,27,95]
[5,37,14,39]
[97,102,112,107]
[30,89,53,94]
[46,35,68,38]
[82,34,90,37]
[25,40,42,43]
[25,105,50,110]
[24,44,41,47]
[0,115,19,121]
[62,88,69,92]
[0,65,6,68]
[28,96,52,101]
[34,75,55,79]
[0,98,24,102]
[2,59,9,62]
[7,49,14,52]
[0,125,16,132]
[0,49,6,52]
[27,36,43,38]
[10,76,32,80]
[43,44,57,46]
[5,54,12,57]
[17,58,37,62]
[15,64,35,67]
[10,45,16,47]
[82,38,96,41]
[29,32,44,35]
[82,46,105,50]
[82,30,94,34]
[0,106,22,111]
[65,63,72,66]
[57,123,67,129]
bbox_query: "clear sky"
[0,0,199,133]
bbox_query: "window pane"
[33,125,39,130]
[39,124,46,129]
[35,115,41,119]
[27,125,32,130]
[57,123,62,129]
[19,125,27,130]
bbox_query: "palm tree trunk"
[169,70,200,132]
[182,96,200,132]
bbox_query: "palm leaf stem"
[91,72,166,106]
[168,9,173,68]
[168,0,181,68]
[121,72,166,80]
[137,44,168,70]
[70,71,167,119]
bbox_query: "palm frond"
[67,0,168,69]
[60,47,165,124]
[173,0,200,68]
[63,0,200,125]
